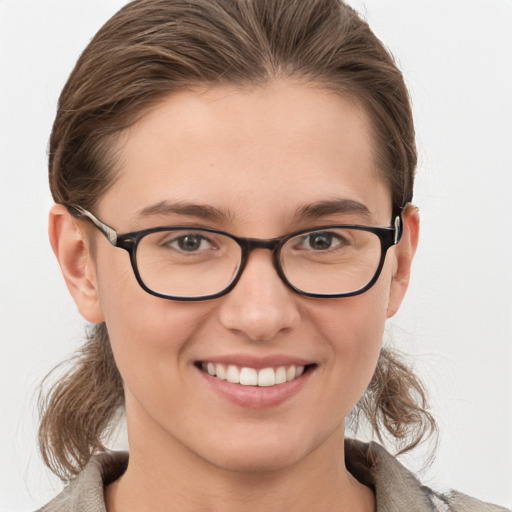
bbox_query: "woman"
[35,0,508,511]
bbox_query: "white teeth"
[215,363,226,380]
[275,366,287,384]
[202,363,309,387]
[240,367,258,386]
[226,365,240,383]
[258,367,276,387]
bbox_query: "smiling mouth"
[196,362,315,387]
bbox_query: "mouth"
[195,361,315,388]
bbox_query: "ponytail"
[38,323,123,480]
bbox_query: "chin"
[188,424,326,474]
[202,445,303,474]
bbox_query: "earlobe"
[386,205,420,318]
[48,204,105,323]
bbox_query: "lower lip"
[197,367,314,409]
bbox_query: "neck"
[105,442,375,512]
[105,417,374,512]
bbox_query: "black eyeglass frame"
[68,205,403,301]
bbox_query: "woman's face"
[73,81,416,472]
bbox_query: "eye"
[299,231,348,251]
[166,233,214,252]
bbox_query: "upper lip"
[195,354,314,369]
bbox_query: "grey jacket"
[39,440,510,512]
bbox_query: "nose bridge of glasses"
[240,237,282,253]
[234,236,288,289]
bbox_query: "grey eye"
[308,232,333,250]
[166,234,213,252]
[302,232,346,251]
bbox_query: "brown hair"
[40,0,435,480]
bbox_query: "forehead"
[101,80,392,231]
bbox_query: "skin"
[49,80,419,512]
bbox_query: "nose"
[217,249,300,342]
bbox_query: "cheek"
[311,273,392,412]
[317,269,390,349]
[92,249,197,390]
[97,279,218,435]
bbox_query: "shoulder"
[442,491,511,512]
[424,487,511,512]
[345,439,510,512]
[38,451,128,512]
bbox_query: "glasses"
[69,205,402,301]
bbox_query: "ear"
[386,205,420,318]
[48,204,105,323]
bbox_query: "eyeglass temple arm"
[68,205,118,245]
[394,213,403,245]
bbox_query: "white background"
[1,1,511,510]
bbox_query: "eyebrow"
[292,198,372,222]
[136,200,233,223]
